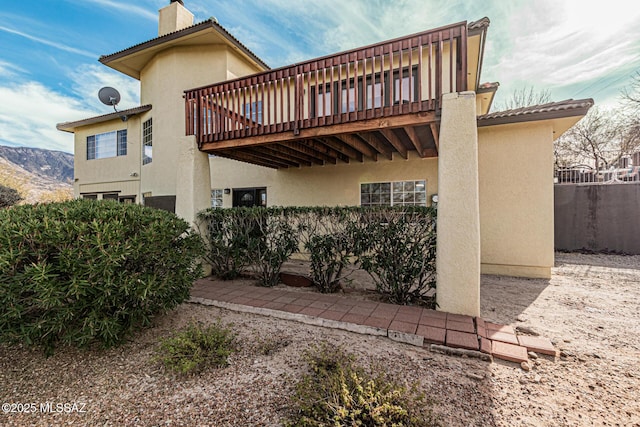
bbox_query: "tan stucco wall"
[73,117,142,199]
[138,44,263,198]
[175,136,212,225]
[209,152,438,208]
[478,121,555,279]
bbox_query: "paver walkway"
[190,278,557,364]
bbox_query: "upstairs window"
[86,130,127,160]
[310,66,418,118]
[142,118,152,165]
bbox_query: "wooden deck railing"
[185,22,468,144]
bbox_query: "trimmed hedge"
[0,200,204,355]
[198,206,437,305]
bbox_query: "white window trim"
[360,179,427,207]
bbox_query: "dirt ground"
[0,252,638,426]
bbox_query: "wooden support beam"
[319,137,363,162]
[423,148,438,158]
[252,146,309,167]
[430,122,440,153]
[217,150,282,169]
[283,141,339,165]
[357,132,393,160]
[378,129,408,160]
[305,139,350,164]
[334,134,378,161]
[273,144,324,165]
[244,147,300,168]
[404,126,425,158]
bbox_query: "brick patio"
[190,278,557,365]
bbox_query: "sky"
[1,0,639,154]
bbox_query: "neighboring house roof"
[56,105,152,133]
[477,98,594,127]
[99,19,269,79]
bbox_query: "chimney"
[158,0,194,36]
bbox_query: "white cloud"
[0,60,25,78]
[483,0,640,106]
[66,0,158,22]
[0,83,91,153]
[0,25,97,59]
[0,64,141,154]
[68,64,140,112]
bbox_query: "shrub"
[197,208,257,279]
[0,184,22,208]
[196,206,438,299]
[250,208,299,287]
[305,231,356,293]
[357,207,437,306]
[298,207,361,293]
[156,321,236,374]
[287,343,439,426]
[0,199,204,355]
[198,207,299,285]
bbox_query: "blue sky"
[1,0,639,154]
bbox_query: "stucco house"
[57,0,593,316]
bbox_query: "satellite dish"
[98,87,121,111]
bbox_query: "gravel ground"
[1,252,639,426]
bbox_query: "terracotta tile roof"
[477,98,594,126]
[99,19,269,70]
[56,105,152,133]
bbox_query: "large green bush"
[0,199,204,355]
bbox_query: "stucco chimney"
[158,0,194,36]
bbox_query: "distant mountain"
[0,145,73,183]
[0,145,74,204]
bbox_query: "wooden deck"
[185,22,471,168]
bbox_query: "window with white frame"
[211,189,223,208]
[86,130,127,160]
[142,118,152,165]
[360,180,426,207]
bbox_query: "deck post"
[435,91,480,317]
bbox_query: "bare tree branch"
[496,86,552,111]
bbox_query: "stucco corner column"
[435,91,481,317]
[175,136,211,227]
